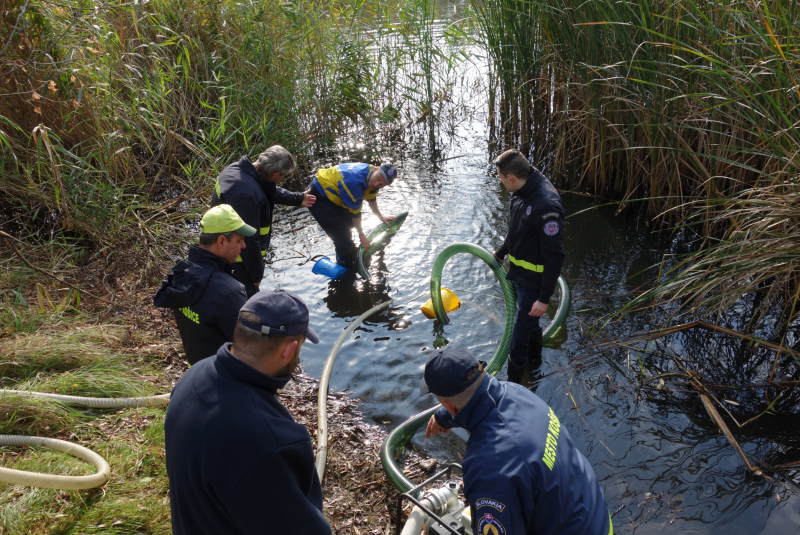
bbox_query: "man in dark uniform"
[165,289,332,535]
[154,205,254,365]
[422,346,612,535]
[211,145,316,297]
[308,162,397,270]
[493,149,566,383]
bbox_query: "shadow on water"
[262,5,800,534]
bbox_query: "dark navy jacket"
[153,246,246,364]
[495,168,566,303]
[165,344,331,535]
[434,376,610,535]
[211,156,304,287]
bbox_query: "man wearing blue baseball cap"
[165,289,331,535]
[421,346,611,535]
[307,162,397,270]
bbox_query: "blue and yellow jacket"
[434,376,611,535]
[312,163,378,217]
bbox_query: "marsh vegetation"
[1,0,799,532]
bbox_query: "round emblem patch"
[388,169,394,176]
[477,513,507,535]
[544,221,559,236]
[525,205,532,216]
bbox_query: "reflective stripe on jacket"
[312,163,378,217]
[153,246,246,364]
[434,376,610,535]
[210,156,304,284]
[495,168,566,303]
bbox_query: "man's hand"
[425,414,450,439]
[359,232,370,251]
[301,190,316,208]
[493,251,504,262]
[529,300,548,317]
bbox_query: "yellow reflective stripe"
[338,179,357,203]
[260,226,270,235]
[608,513,613,535]
[235,255,243,263]
[261,250,267,257]
[508,254,543,273]
[215,180,221,198]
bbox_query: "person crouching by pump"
[154,205,254,365]
[307,162,397,270]
[422,346,612,535]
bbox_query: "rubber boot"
[507,359,525,384]
[527,330,544,386]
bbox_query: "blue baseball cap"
[419,346,486,397]
[378,163,397,185]
[238,289,319,343]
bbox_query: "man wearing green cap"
[154,205,257,364]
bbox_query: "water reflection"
[262,13,800,535]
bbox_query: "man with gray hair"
[211,145,316,297]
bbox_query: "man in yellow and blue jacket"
[308,162,397,269]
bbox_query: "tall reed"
[0,0,400,254]
[471,0,800,335]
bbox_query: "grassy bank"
[471,0,799,337]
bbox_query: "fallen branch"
[698,393,763,477]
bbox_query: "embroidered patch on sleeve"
[543,221,560,236]
[477,513,507,535]
[542,211,560,219]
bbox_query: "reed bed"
[0,0,411,253]
[471,0,800,335]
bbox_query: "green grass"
[0,409,170,535]
[0,310,174,534]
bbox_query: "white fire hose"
[0,390,170,488]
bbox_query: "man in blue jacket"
[211,145,316,297]
[308,162,397,270]
[422,346,611,535]
[154,205,254,364]
[493,149,566,383]
[165,289,332,535]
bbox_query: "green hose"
[379,243,571,493]
[356,212,409,279]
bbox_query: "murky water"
[264,6,800,533]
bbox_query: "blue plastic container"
[312,257,348,281]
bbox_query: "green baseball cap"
[200,205,256,236]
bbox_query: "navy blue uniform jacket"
[495,168,566,303]
[165,344,331,535]
[211,156,304,287]
[435,376,610,535]
[153,246,246,364]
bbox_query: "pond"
[263,4,800,533]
